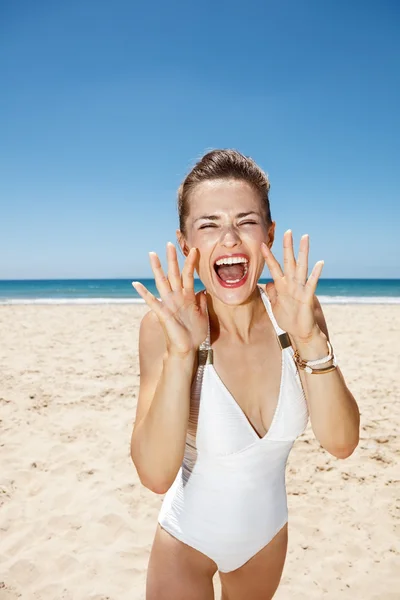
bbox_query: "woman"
[131,149,360,600]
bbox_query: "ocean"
[0,279,399,304]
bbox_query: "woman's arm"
[130,310,196,494]
[130,245,208,494]
[291,295,360,459]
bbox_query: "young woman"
[131,149,360,600]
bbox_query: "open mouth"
[213,255,249,288]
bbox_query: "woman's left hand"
[261,230,324,343]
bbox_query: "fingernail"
[132,281,138,288]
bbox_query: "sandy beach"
[0,302,399,600]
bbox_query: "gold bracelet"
[293,349,338,374]
[295,360,337,374]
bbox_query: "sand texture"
[0,303,399,599]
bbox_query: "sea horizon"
[1,278,400,305]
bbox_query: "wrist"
[163,351,196,379]
[292,328,331,361]
[164,348,196,363]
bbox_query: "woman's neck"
[206,285,267,345]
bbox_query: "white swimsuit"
[158,284,309,573]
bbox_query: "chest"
[189,343,308,457]
[209,333,283,439]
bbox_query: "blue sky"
[1,0,399,279]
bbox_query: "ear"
[267,221,276,249]
[176,229,190,257]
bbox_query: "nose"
[220,224,241,248]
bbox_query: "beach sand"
[0,303,399,599]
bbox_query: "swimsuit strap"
[257,284,284,334]
[198,293,213,365]
[257,284,292,351]
[199,294,211,351]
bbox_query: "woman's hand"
[132,242,208,356]
[261,230,324,343]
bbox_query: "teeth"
[215,256,249,266]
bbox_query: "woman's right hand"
[132,243,208,357]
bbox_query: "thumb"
[199,289,208,314]
[265,282,277,306]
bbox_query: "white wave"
[0,296,399,306]
[318,296,400,305]
[0,298,146,305]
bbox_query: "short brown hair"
[177,149,272,236]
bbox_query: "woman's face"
[178,179,275,305]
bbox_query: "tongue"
[216,263,245,282]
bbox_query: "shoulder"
[139,308,163,339]
[139,310,167,359]
[258,282,267,294]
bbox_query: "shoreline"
[1,295,400,305]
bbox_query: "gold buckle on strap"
[278,332,292,350]
[198,348,213,365]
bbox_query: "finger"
[282,229,296,277]
[261,242,284,281]
[132,281,173,321]
[199,288,208,316]
[149,251,173,300]
[295,234,309,285]
[166,242,182,292]
[305,260,324,297]
[181,248,197,294]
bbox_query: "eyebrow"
[194,211,260,223]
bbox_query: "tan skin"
[132,179,359,599]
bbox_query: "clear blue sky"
[1,0,399,279]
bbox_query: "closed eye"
[199,221,258,229]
